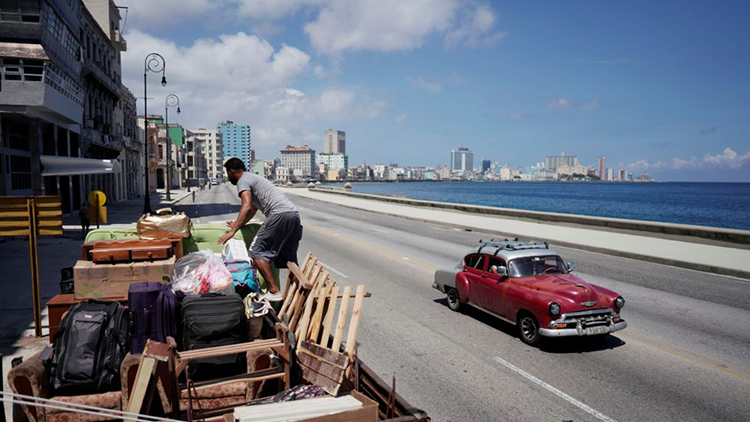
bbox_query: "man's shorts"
[249,211,303,269]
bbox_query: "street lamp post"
[142,53,167,215]
[164,94,181,201]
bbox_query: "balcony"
[113,29,127,52]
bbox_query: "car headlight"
[615,296,625,309]
[549,302,561,316]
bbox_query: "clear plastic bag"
[171,250,233,295]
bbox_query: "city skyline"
[120,1,750,182]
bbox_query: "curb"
[310,187,750,245]
[291,190,750,281]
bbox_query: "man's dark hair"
[224,157,246,171]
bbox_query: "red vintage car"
[433,239,627,346]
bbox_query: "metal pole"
[165,107,171,201]
[27,199,42,338]
[142,69,152,215]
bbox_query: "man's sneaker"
[263,292,284,302]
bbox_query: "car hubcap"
[522,318,536,340]
[448,290,458,306]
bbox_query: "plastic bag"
[171,250,233,295]
[222,239,250,262]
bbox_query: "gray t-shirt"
[237,172,297,216]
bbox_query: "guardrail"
[309,186,750,245]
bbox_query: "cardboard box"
[74,256,175,299]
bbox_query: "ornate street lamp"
[164,94,180,201]
[142,53,167,215]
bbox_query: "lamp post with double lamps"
[142,53,167,215]
[164,94,181,201]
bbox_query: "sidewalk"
[282,187,750,280]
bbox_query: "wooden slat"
[345,285,366,357]
[0,228,29,236]
[287,262,312,290]
[289,290,307,332]
[278,281,297,318]
[304,257,319,278]
[125,355,156,414]
[319,285,339,348]
[331,286,351,352]
[296,351,346,396]
[300,251,313,272]
[295,278,321,342]
[39,228,63,236]
[177,339,281,360]
[307,282,331,343]
[300,341,349,368]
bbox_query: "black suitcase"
[49,300,134,395]
[181,292,247,381]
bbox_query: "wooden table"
[47,293,128,341]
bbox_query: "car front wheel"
[446,288,462,312]
[518,313,541,347]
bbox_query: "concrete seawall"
[311,186,750,245]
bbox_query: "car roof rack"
[477,238,549,254]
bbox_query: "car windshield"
[509,255,567,278]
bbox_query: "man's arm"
[219,190,257,244]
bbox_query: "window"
[0,57,43,82]
[509,255,567,278]
[464,254,485,270]
[9,155,32,190]
[0,0,40,22]
[46,7,81,60]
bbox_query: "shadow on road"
[433,298,626,353]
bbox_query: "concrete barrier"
[310,186,750,245]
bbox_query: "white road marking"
[493,356,618,422]
[371,228,389,234]
[318,261,349,279]
[402,257,410,261]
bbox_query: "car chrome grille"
[555,309,614,328]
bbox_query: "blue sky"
[119,0,750,182]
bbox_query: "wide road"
[182,184,750,422]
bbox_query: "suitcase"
[82,238,183,263]
[128,282,180,354]
[181,292,246,381]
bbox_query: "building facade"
[451,147,474,173]
[598,156,606,179]
[324,129,345,154]
[218,121,251,166]
[0,0,87,212]
[481,159,491,173]
[316,153,348,178]
[184,130,208,186]
[545,152,579,172]
[193,128,223,181]
[280,145,315,180]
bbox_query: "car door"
[484,256,510,317]
[463,254,486,307]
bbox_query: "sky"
[118,0,750,182]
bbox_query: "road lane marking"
[371,228,389,234]
[304,224,436,273]
[317,261,349,279]
[618,331,750,382]
[493,356,618,422]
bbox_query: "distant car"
[433,239,627,346]
[211,178,220,186]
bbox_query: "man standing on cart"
[219,158,302,299]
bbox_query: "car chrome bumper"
[539,320,628,337]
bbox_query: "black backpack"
[50,300,135,395]
[181,292,246,381]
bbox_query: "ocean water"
[328,181,750,231]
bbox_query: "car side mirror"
[497,266,508,277]
[567,262,576,272]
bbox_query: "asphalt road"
[181,184,750,422]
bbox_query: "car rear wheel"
[518,313,541,347]
[446,288,462,312]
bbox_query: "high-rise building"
[482,159,491,173]
[545,152,579,172]
[317,154,349,177]
[193,129,223,180]
[598,156,606,179]
[218,121,251,166]
[606,168,614,182]
[324,129,346,154]
[451,148,474,173]
[280,145,316,180]
[618,168,628,181]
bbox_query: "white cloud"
[395,113,408,123]
[548,98,572,110]
[627,148,750,172]
[408,76,443,93]
[547,98,599,111]
[304,0,458,55]
[444,3,506,49]
[122,30,382,157]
